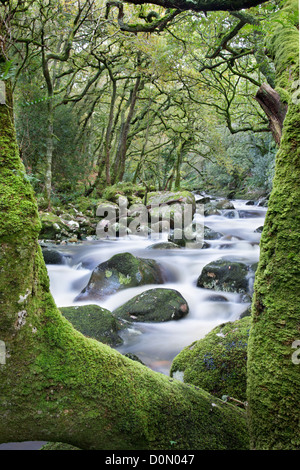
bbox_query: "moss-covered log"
[0,80,249,449]
[246,0,300,450]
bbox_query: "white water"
[47,198,267,375]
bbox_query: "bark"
[174,141,184,190]
[45,97,54,209]
[113,75,141,183]
[42,40,54,210]
[104,69,117,186]
[123,0,269,12]
[255,83,288,145]
[0,82,249,450]
[246,0,300,450]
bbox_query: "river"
[0,196,266,450]
[46,197,266,375]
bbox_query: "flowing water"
[0,197,266,450]
[46,198,267,376]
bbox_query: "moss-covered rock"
[197,258,257,296]
[76,252,165,301]
[101,183,146,204]
[146,190,196,209]
[39,212,70,240]
[170,317,251,403]
[41,442,81,450]
[146,191,196,240]
[113,288,189,323]
[60,304,124,346]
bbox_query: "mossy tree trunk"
[0,81,249,449]
[246,0,300,449]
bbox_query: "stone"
[76,252,165,301]
[42,248,66,265]
[113,288,189,323]
[170,316,251,402]
[60,304,124,346]
[197,258,258,296]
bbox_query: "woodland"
[0,0,299,452]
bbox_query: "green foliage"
[200,129,276,197]
[0,60,17,81]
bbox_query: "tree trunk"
[104,77,117,185]
[113,75,141,183]
[45,97,54,209]
[246,0,300,449]
[255,83,288,145]
[174,140,184,189]
[0,81,249,450]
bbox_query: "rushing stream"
[47,197,267,376]
[0,196,266,450]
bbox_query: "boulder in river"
[42,247,66,265]
[60,304,124,346]
[113,288,189,323]
[76,252,165,301]
[215,199,235,210]
[197,257,258,296]
[170,316,251,403]
[204,226,223,240]
[147,241,182,250]
[147,190,196,228]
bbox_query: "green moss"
[41,442,81,450]
[275,87,290,104]
[59,304,124,346]
[265,0,299,90]
[77,253,165,301]
[0,237,249,449]
[171,317,251,402]
[113,288,189,323]
[101,183,146,204]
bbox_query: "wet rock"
[42,248,66,265]
[204,204,221,216]
[147,190,196,210]
[113,288,189,323]
[196,196,212,205]
[60,304,124,346]
[147,242,182,249]
[204,226,223,240]
[147,191,196,232]
[215,199,235,210]
[204,294,229,302]
[197,257,258,296]
[254,226,264,233]
[76,252,165,301]
[239,305,252,318]
[257,196,269,207]
[223,210,239,219]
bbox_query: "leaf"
[0,60,17,81]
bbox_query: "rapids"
[46,198,267,375]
